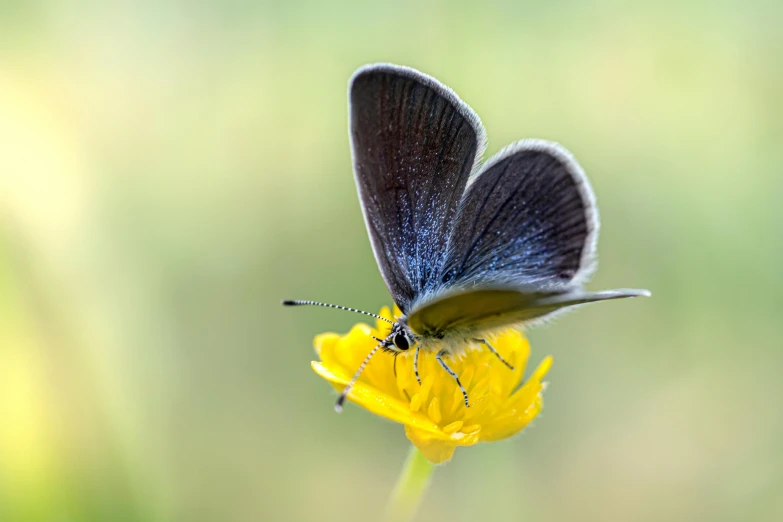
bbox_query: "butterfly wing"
[407,140,649,335]
[349,64,486,312]
[438,139,598,290]
[407,288,650,338]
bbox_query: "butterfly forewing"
[407,287,650,338]
[349,64,485,312]
[406,289,552,337]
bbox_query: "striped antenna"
[282,299,393,324]
[334,334,392,413]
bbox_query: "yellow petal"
[498,334,530,394]
[428,397,442,424]
[409,393,422,412]
[480,357,551,442]
[404,426,457,464]
[450,386,465,413]
[341,325,375,363]
[460,365,476,390]
[313,333,340,360]
[462,424,481,434]
[442,421,463,434]
[480,394,544,442]
[529,355,553,382]
[419,375,434,403]
[378,306,395,325]
[311,361,437,433]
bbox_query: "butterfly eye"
[393,333,410,351]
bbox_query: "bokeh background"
[2,1,782,521]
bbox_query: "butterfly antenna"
[335,334,391,413]
[282,299,393,324]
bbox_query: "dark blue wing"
[436,140,598,294]
[349,64,486,312]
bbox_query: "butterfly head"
[384,320,415,353]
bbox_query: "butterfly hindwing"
[406,139,628,335]
[349,64,486,312]
[436,139,598,292]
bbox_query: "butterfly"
[285,63,650,411]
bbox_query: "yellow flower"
[311,307,552,464]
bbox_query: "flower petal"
[314,333,340,361]
[479,394,544,442]
[378,306,395,326]
[311,361,439,433]
[479,356,552,442]
[404,426,457,464]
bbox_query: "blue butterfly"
[286,64,649,411]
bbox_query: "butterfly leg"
[436,350,469,408]
[414,345,422,385]
[475,339,515,370]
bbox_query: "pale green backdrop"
[1,1,782,521]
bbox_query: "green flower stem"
[384,446,434,522]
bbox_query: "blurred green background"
[1,1,782,521]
